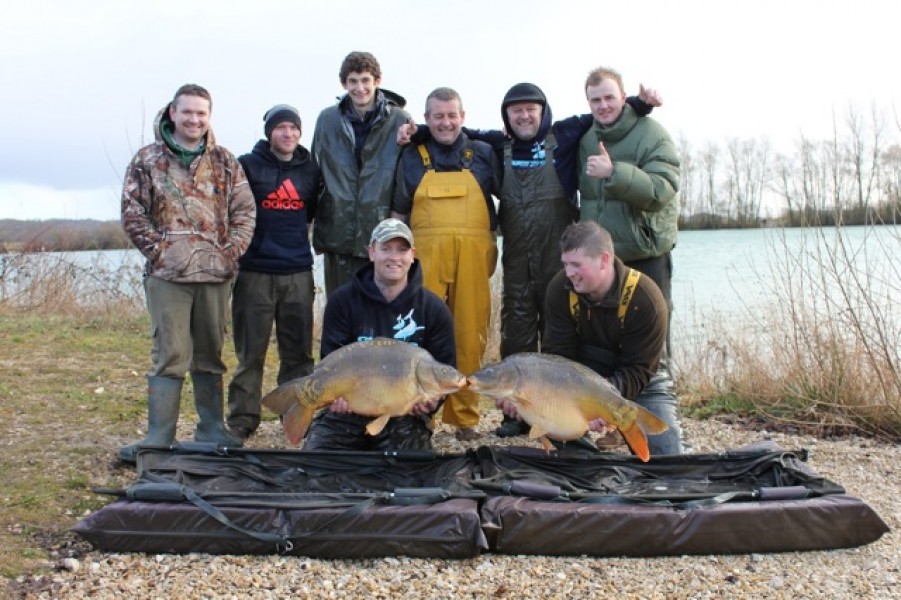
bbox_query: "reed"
[674,222,901,440]
[0,251,143,319]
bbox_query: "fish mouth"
[465,376,487,392]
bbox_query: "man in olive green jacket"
[579,66,679,302]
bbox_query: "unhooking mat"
[73,440,888,558]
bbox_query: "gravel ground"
[11,412,899,600]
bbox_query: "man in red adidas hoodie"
[226,104,322,440]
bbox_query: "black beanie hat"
[501,83,547,114]
[501,83,547,140]
[263,104,302,139]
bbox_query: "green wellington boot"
[191,372,244,448]
[118,376,183,463]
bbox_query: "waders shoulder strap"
[569,268,641,333]
[417,144,433,170]
[618,268,641,329]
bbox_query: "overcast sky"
[3,0,900,221]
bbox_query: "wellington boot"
[191,372,244,448]
[551,434,601,454]
[494,415,530,438]
[118,376,183,463]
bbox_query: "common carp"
[262,338,466,445]
[468,353,668,462]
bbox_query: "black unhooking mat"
[73,440,889,558]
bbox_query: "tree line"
[678,103,901,228]
[0,219,130,253]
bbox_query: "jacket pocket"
[152,234,235,281]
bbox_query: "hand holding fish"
[409,397,441,416]
[262,339,466,445]
[588,417,613,433]
[469,353,668,462]
[494,397,520,420]
[329,397,352,414]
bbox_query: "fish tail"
[282,402,314,446]
[635,405,669,435]
[261,381,301,416]
[619,423,651,462]
[261,379,317,446]
[619,406,670,462]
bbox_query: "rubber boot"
[494,414,530,437]
[118,376,183,463]
[191,372,244,447]
[551,434,601,454]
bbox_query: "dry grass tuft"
[0,251,144,320]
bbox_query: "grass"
[0,313,144,578]
[0,310,285,580]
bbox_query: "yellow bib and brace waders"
[411,144,498,429]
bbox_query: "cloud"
[0,182,120,221]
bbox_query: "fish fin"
[619,422,651,462]
[538,436,555,454]
[365,414,391,436]
[282,402,314,447]
[635,405,670,435]
[528,425,547,440]
[261,382,301,416]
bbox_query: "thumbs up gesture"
[586,141,613,179]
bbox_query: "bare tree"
[676,134,697,223]
[699,141,720,227]
[723,137,771,226]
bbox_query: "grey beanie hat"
[263,104,302,139]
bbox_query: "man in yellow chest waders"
[392,87,501,441]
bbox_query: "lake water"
[672,224,897,314]
[4,225,898,346]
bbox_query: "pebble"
[15,414,900,599]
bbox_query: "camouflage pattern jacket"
[121,106,256,283]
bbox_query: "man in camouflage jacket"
[118,83,256,462]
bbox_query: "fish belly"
[322,377,416,417]
[516,398,590,441]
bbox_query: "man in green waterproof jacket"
[311,51,412,295]
[579,65,680,305]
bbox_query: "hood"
[352,258,424,305]
[153,103,217,147]
[501,83,552,143]
[379,87,407,109]
[337,87,407,115]
[250,138,311,166]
